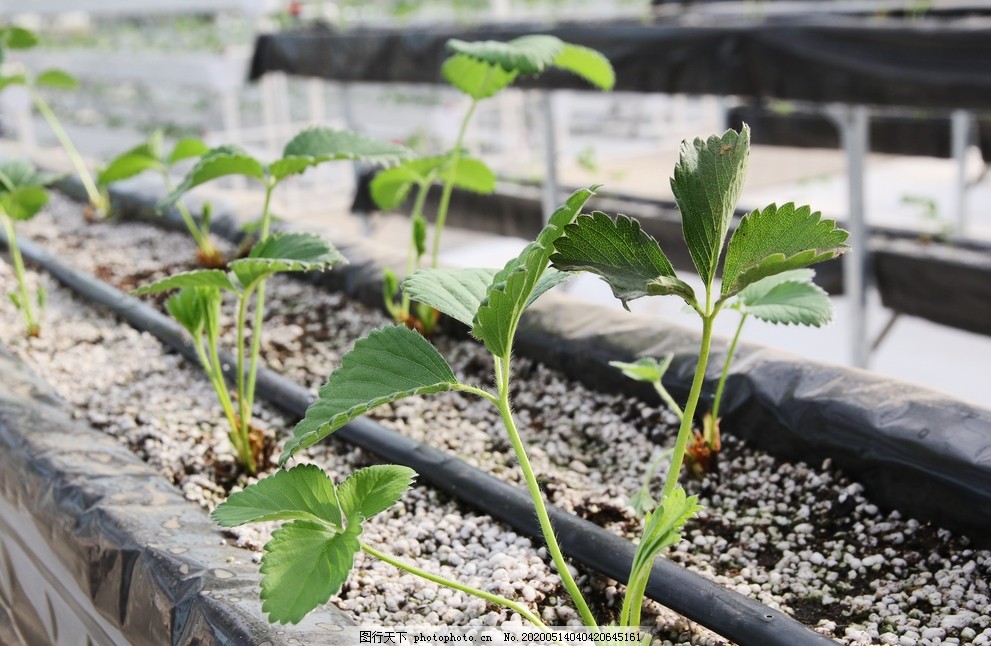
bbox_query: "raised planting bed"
[0,343,352,645]
[2,186,990,645]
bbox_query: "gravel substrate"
[3,195,990,645]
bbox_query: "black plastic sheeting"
[0,346,353,645]
[250,16,991,109]
[728,105,991,160]
[3,207,839,646]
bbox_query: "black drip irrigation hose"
[2,231,838,646]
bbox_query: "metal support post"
[950,109,971,234]
[539,90,560,222]
[827,104,870,368]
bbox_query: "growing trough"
[1,182,989,644]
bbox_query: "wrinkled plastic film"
[0,345,353,645]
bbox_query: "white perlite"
[2,197,989,645]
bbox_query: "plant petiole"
[29,88,106,216]
[1,211,39,336]
[430,98,478,268]
[710,311,747,429]
[494,355,597,628]
[362,542,548,628]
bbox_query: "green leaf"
[212,464,344,529]
[630,486,702,579]
[282,127,410,167]
[97,153,163,186]
[281,325,458,463]
[131,269,236,295]
[609,355,673,384]
[737,270,833,327]
[0,73,27,91]
[444,157,496,194]
[34,69,78,90]
[96,130,165,186]
[230,232,345,287]
[448,35,562,75]
[442,54,517,100]
[105,131,164,166]
[165,287,217,334]
[2,26,39,50]
[167,137,210,166]
[0,159,56,189]
[412,212,428,258]
[720,202,849,299]
[550,212,696,310]
[369,155,494,211]
[0,186,48,221]
[403,267,498,327]
[161,147,266,206]
[337,465,416,522]
[554,44,615,90]
[369,165,422,210]
[259,519,361,624]
[268,157,321,182]
[473,188,594,357]
[402,266,568,330]
[671,126,750,287]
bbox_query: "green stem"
[661,314,714,502]
[162,173,216,257]
[494,356,597,628]
[30,88,106,215]
[1,212,39,336]
[619,563,652,627]
[235,286,258,466]
[430,99,478,268]
[202,301,249,468]
[400,181,431,319]
[622,308,716,627]
[241,182,276,446]
[652,381,683,422]
[362,543,547,628]
[711,312,747,423]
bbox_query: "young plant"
[215,187,605,626]
[133,232,344,474]
[610,269,833,475]
[550,125,849,624]
[98,131,223,266]
[211,126,848,630]
[134,127,408,473]
[0,159,56,337]
[370,35,614,334]
[0,26,108,217]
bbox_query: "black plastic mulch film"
[0,346,353,645]
[250,15,991,109]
